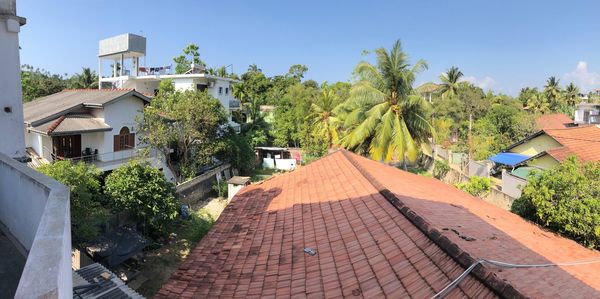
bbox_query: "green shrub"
[433,160,450,179]
[455,176,490,197]
[104,161,178,235]
[512,157,600,248]
[188,209,215,242]
[212,180,228,198]
[37,161,106,244]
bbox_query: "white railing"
[0,152,72,298]
[49,146,152,164]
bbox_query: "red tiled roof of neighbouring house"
[157,150,600,298]
[536,113,573,129]
[545,125,600,162]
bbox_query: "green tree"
[221,130,256,175]
[272,83,318,147]
[564,82,580,106]
[455,176,491,197]
[37,161,105,244]
[307,89,343,149]
[173,44,205,74]
[68,67,98,89]
[439,66,463,99]
[139,89,228,181]
[21,65,67,102]
[518,87,538,107]
[105,162,178,235]
[527,93,550,114]
[512,157,600,248]
[544,76,562,110]
[287,64,308,81]
[342,40,433,163]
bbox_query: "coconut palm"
[527,93,550,114]
[307,89,344,149]
[341,40,433,163]
[69,67,98,89]
[544,76,562,108]
[439,66,463,98]
[564,82,580,106]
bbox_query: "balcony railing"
[0,152,72,298]
[229,99,241,110]
[48,146,153,164]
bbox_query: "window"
[225,87,229,95]
[219,87,223,94]
[196,84,207,92]
[114,126,135,151]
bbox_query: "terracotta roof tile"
[545,125,600,162]
[536,113,573,130]
[158,150,600,298]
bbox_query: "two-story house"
[23,89,175,181]
[97,33,241,132]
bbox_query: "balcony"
[229,99,241,110]
[51,147,158,171]
[0,152,72,298]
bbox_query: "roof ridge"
[62,88,135,92]
[339,150,524,298]
[46,115,65,134]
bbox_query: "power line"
[432,257,600,298]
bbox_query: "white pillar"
[0,0,26,160]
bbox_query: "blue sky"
[18,0,600,95]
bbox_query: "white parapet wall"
[0,152,72,299]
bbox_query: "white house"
[574,102,600,125]
[23,89,175,181]
[97,33,241,132]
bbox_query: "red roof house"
[157,150,600,298]
[535,113,573,130]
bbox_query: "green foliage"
[439,66,463,99]
[212,180,228,198]
[272,83,318,147]
[68,67,98,89]
[139,88,228,181]
[433,160,450,179]
[188,209,215,242]
[434,118,453,144]
[104,162,179,234]
[512,157,600,248]
[455,176,490,197]
[223,130,256,175]
[21,65,68,102]
[173,44,205,74]
[341,39,433,163]
[37,161,106,244]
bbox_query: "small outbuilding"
[227,176,250,201]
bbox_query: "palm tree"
[341,40,433,163]
[526,93,550,114]
[439,66,463,98]
[247,64,262,73]
[70,67,98,89]
[544,76,562,108]
[564,82,580,106]
[307,89,343,149]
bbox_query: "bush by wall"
[512,157,600,248]
[455,176,490,197]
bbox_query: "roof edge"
[340,150,527,299]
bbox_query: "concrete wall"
[468,159,490,178]
[0,151,72,299]
[509,134,561,156]
[528,154,559,170]
[501,170,528,199]
[176,164,233,204]
[0,2,26,158]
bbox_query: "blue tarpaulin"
[488,153,531,167]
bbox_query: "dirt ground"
[135,196,228,298]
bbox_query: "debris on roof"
[73,263,144,299]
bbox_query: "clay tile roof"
[544,125,600,162]
[536,113,573,130]
[157,150,600,298]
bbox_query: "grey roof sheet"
[33,114,111,135]
[23,89,149,125]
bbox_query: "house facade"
[574,102,600,125]
[23,89,175,180]
[98,33,241,132]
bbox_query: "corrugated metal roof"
[73,263,144,299]
[23,89,149,126]
[489,152,531,166]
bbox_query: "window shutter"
[114,135,120,152]
[129,133,135,149]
